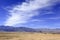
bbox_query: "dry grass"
[0,32,60,40]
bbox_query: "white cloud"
[4,0,51,26]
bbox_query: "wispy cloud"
[30,19,45,22]
[4,0,52,26]
[47,17,60,20]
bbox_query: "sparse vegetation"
[0,32,60,40]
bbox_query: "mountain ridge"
[0,26,60,33]
[0,26,36,32]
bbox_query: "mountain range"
[0,26,60,33]
[0,26,36,32]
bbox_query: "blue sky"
[0,0,60,28]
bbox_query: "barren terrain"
[0,32,60,40]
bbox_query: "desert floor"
[0,32,60,40]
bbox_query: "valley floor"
[0,32,60,40]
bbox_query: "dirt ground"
[0,32,60,40]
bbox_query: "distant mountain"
[36,28,60,33]
[0,26,60,33]
[0,26,36,32]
